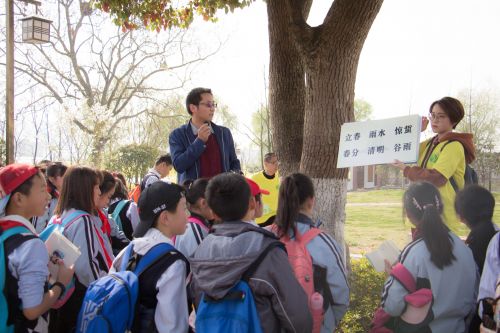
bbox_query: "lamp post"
[5,0,51,165]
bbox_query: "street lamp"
[5,0,51,165]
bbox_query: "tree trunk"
[267,0,307,176]
[296,0,384,243]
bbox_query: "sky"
[187,0,500,145]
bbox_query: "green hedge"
[336,258,386,333]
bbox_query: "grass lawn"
[345,189,499,254]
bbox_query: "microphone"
[204,121,214,134]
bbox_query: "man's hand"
[197,124,211,143]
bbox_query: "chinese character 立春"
[346,134,352,141]
[354,132,361,140]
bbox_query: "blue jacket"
[169,120,241,183]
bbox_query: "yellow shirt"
[418,139,465,232]
[251,171,280,225]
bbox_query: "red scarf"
[98,210,111,239]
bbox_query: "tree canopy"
[94,0,253,31]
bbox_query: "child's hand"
[54,259,74,286]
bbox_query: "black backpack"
[421,138,478,192]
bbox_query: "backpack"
[128,185,141,204]
[109,200,131,236]
[421,138,478,192]
[278,226,324,333]
[195,241,284,333]
[370,263,433,333]
[76,242,186,333]
[0,222,36,333]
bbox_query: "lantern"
[20,15,52,44]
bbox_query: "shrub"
[336,258,386,333]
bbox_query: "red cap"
[245,178,270,196]
[0,163,39,195]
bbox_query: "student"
[455,185,498,274]
[108,178,140,241]
[141,154,173,191]
[393,97,476,232]
[251,152,280,227]
[175,178,214,257]
[273,173,350,333]
[245,177,268,223]
[31,162,68,233]
[169,88,241,183]
[0,163,74,332]
[48,166,114,333]
[190,172,312,332]
[97,170,129,253]
[379,181,478,333]
[110,181,190,333]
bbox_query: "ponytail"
[420,204,455,269]
[404,182,455,269]
[275,173,314,238]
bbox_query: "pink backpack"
[275,225,324,333]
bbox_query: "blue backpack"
[110,200,128,232]
[195,242,283,333]
[0,223,34,333]
[76,242,184,333]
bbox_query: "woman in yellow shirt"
[394,97,476,232]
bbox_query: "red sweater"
[200,134,222,178]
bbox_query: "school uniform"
[111,228,189,333]
[108,198,140,241]
[291,214,350,333]
[381,232,478,333]
[174,212,210,258]
[140,169,162,191]
[2,215,49,332]
[49,209,114,333]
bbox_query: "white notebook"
[365,240,400,272]
[45,229,81,282]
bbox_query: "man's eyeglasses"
[199,102,218,109]
[428,113,448,121]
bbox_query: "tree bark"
[293,0,384,241]
[267,0,308,176]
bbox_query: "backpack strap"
[0,225,34,333]
[390,263,416,293]
[242,241,285,281]
[420,136,438,169]
[111,200,129,231]
[132,243,187,277]
[298,228,323,246]
[439,140,462,193]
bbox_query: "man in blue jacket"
[169,87,241,184]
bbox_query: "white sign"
[337,115,421,168]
